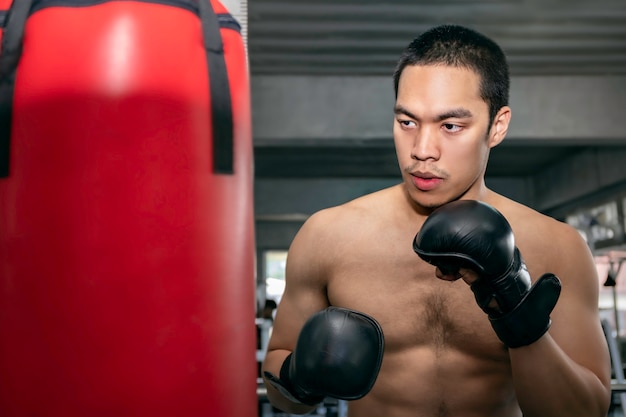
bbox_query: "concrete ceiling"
[248,0,626,76]
[248,0,626,178]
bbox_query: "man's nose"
[411,127,440,161]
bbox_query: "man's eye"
[399,120,415,128]
[443,123,461,132]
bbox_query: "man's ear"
[488,106,511,148]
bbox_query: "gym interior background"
[235,0,626,415]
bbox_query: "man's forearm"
[510,336,610,417]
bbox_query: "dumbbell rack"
[596,250,626,415]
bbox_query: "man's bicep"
[269,286,327,352]
[268,219,331,353]
[549,236,611,387]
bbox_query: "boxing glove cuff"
[264,353,325,406]
[489,273,561,348]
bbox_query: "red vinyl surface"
[0,1,256,415]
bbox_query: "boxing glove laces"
[412,200,561,348]
[264,307,384,405]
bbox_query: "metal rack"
[598,250,626,416]
[598,251,626,336]
[257,385,347,417]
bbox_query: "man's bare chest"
[326,250,505,357]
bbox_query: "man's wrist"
[264,353,325,406]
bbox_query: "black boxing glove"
[412,200,561,348]
[264,307,384,405]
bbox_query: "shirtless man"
[262,24,611,417]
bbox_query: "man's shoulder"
[298,184,403,239]
[487,194,584,248]
[502,198,574,232]
[312,184,401,218]
[490,196,592,273]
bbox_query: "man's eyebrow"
[394,105,473,121]
[393,105,418,119]
[435,108,473,121]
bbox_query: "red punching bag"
[0,1,257,416]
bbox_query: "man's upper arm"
[549,225,611,387]
[265,212,332,355]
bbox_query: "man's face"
[393,64,509,210]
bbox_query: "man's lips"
[411,173,443,191]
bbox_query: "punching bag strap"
[0,0,32,178]
[198,0,234,175]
